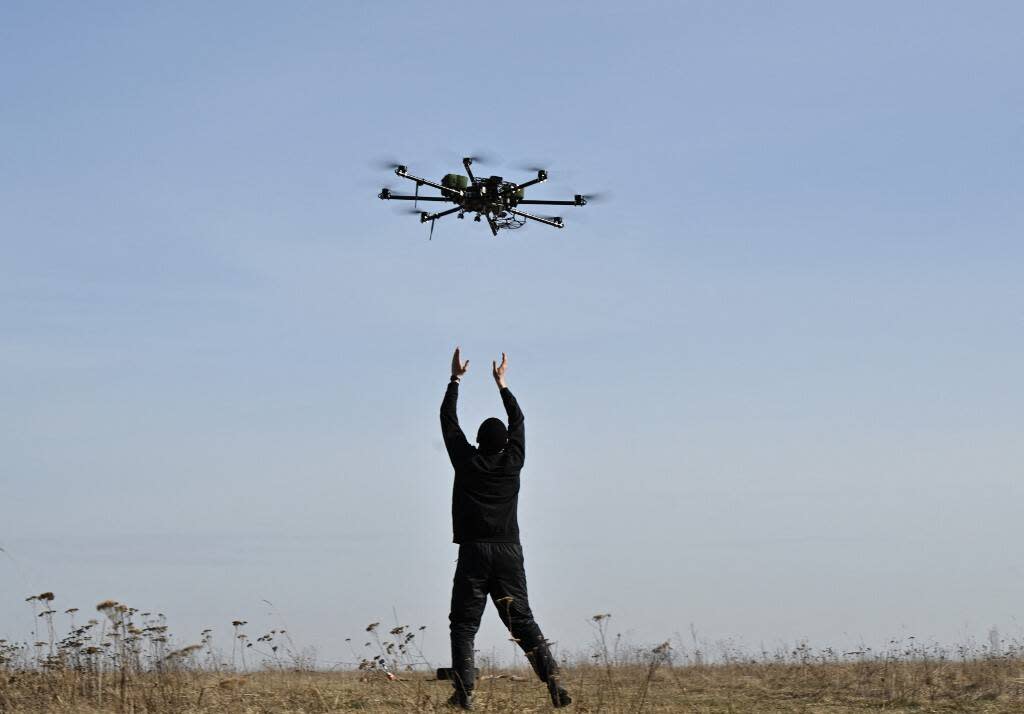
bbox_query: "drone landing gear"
[420,205,462,240]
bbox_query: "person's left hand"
[451,346,470,379]
[492,352,508,388]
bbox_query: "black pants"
[449,542,559,693]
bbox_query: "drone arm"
[396,169,462,196]
[515,171,548,191]
[379,192,453,202]
[517,198,582,206]
[422,206,462,223]
[462,158,476,183]
[508,208,564,229]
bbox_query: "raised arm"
[493,353,525,468]
[440,347,474,464]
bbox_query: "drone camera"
[378,188,391,200]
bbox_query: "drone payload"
[378,157,593,238]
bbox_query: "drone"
[377,157,595,238]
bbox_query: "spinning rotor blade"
[579,191,611,204]
[462,151,500,165]
[371,157,406,171]
[513,163,550,173]
[513,162,582,185]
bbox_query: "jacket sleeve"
[440,381,474,465]
[500,387,525,469]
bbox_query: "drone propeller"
[371,158,406,171]
[462,151,500,165]
[513,162,584,186]
[514,157,567,171]
[578,191,611,204]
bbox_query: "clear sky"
[2,1,1022,666]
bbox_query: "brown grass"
[3,594,1023,712]
[2,659,1024,713]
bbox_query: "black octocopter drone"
[378,157,600,238]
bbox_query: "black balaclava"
[476,417,508,454]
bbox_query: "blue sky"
[2,1,1022,664]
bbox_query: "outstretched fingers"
[453,346,469,376]
[492,352,508,386]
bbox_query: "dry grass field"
[4,660,1024,713]
[2,595,1023,712]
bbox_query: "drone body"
[378,157,590,237]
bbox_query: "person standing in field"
[440,347,572,710]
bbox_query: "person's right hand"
[451,347,469,379]
[492,352,508,389]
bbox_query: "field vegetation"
[2,593,1023,712]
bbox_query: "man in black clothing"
[440,347,571,710]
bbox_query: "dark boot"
[547,677,572,708]
[446,688,474,710]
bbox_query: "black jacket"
[440,381,525,544]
